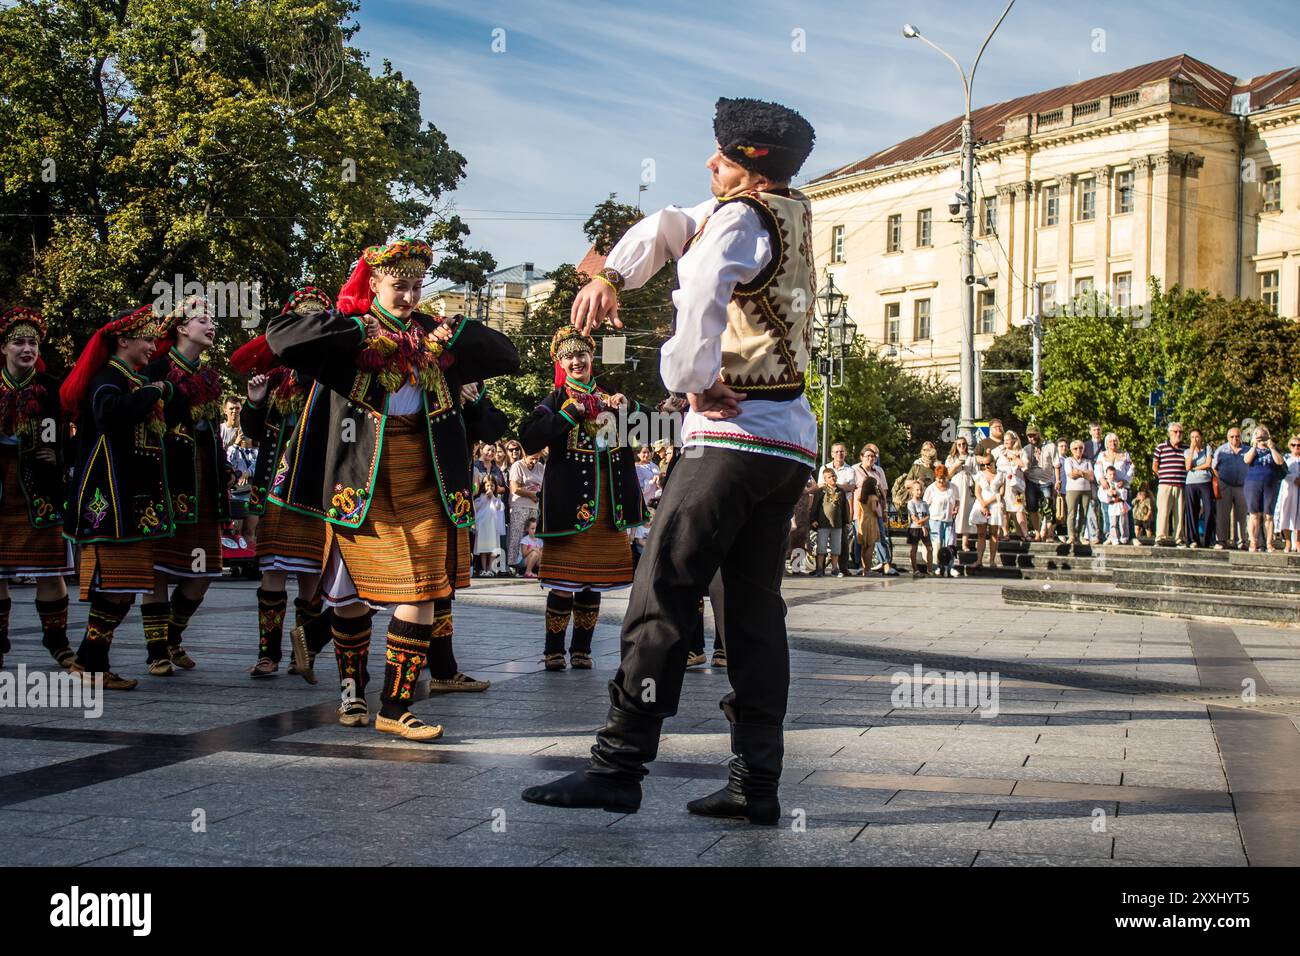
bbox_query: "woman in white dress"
[997,431,1029,539]
[473,474,507,575]
[1094,433,1134,546]
[1274,435,1300,552]
[969,458,1005,569]
[945,437,976,552]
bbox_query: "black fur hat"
[713,97,816,182]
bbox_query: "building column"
[1131,155,1154,297]
[1151,152,1180,292]
[1056,176,1073,298]
[1093,165,1113,296]
[1021,181,1036,316]
[997,183,1018,327]
[1180,153,1204,291]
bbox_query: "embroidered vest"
[683,188,815,401]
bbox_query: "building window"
[885,302,900,345]
[913,299,931,340]
[1074,276,1094,297]
[887,214,902,253]
[977,290,996,335]
[1042,184,1060,226]
[916,208,932,248]
[1113,272,1133,310]
[831,225,845,262]
[1115,169,1134,214]
[1262,166,1282,212]
[1077,177,1096,221]
[1040,281,1057,316]
[980,197,997,236]
[1261,270,1280,314]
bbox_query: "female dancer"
[230,288,332,677]
[266,238,517,738]
[143,296,230,675]
[0,308,74,670]
[519,325,647,671]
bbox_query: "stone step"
[1019,567,1116,585]
[1002,581,1300,626]
[1114,567,1300,598]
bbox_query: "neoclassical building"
[802,54,1300,381]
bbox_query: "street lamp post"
[903,0,1016,442]
[814,272,855,466]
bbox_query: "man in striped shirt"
[1152,422,1189,547]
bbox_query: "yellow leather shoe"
[375,712,443,742]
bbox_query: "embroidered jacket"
[65,358,174,544]
[144,348,231,524]
[239,369,310,517]
[0,368,66,529]
[265,309,519,529]
[518,377,648,537]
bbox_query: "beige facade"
[803,58,1300,383]
[420,263,551,333]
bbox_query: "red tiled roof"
[1235,66,1300,110]
[576,244,607,277]
[807,54,1249,186]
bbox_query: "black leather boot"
[687,722,783,825]
[522,698,662,813]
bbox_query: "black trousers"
[611,447,810,727]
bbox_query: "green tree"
[980,323,1032,433]
[0,0,486,381]
[811,338,959,479]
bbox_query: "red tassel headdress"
[337,239,433,316]
[60,305,159,419]
[550,324,596,388]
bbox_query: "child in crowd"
[810,467,849,578]
[906,479,932,576]
[630,507,653,567]
[924,464,960,577]
[1132,483,1155,541]
[1099,464,1131,544]
[520,516,543,578]
[473,475,506,576]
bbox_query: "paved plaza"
[1,572,1298,867]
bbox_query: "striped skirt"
[321,415,461,606]
[257,501,326,574]
[79,541,156,599]
[539,488,634,593]
[154,440,223,579]
[0,451,73,579]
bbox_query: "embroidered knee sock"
[331,612,372,702]
[380,617,433,720]
[140,601,171,662]
[75,595,130,672]
[35,595,70,656]
[544,591,573,656]
[426,597,457,679]
[570,591,601,654]
[257,588,289,662]
[168,590,203,647]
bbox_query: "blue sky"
[355,0,1300,272]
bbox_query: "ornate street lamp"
[812,272,855,464]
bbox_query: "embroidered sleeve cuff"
[443,313,468,349]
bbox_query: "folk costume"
[519,325,647,671]
[63,306,175,689]
[231,289,331,677]
[144,297,232,671]
[266,238,519,735]
[523,97,817,823]
[0,308,75,670]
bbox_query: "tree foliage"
[0,0,487,379]
[811,339,959,478]
[1017,281,1300,483]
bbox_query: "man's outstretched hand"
[688,381,745,420]
[570,280,621,336]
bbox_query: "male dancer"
[523,97,817,824]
